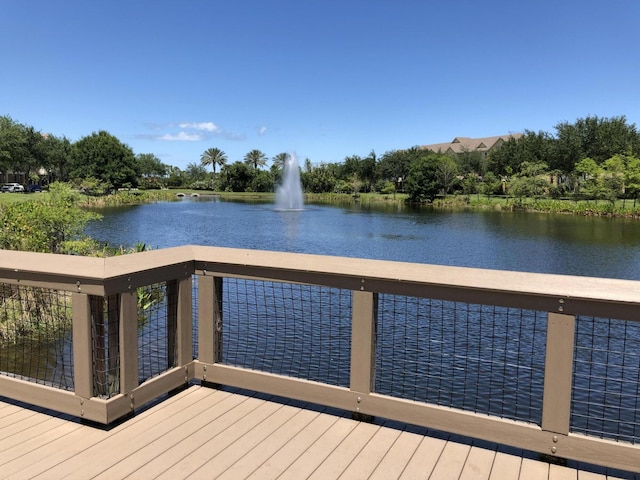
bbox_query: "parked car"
[26,184,42,193]
[1,183,24,193]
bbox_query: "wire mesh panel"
[572,316,640,444]
[375,295,547,424]
[138,281,175,383]
[0,283,74,390]
[221,278,352,387]
[91,295,120,397]
[89,282,180,397]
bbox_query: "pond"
[86,196,640,280]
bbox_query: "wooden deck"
[0,385,637,480]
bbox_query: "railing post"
[119,291,138,394]
[167,276,193,368]
[72,292,93,399]
[350,290,377,396]
[197,275,223,365]
[542,312,576,435]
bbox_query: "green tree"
[220,161,253,191]
[166,166,185,187]
[574,157,600,182]
[249,170,274,192]
[508,176,549,201]
[405,153,442,203]
[376,148,422,192]
[200,147,227,174]
[0,115,25,171]
[0,117,48,181]
[41,135,73,182]
[70,131,139,189]
[272,152,288,170]
[574,157,603,199]
[480,172,502,198]
[554,115,640,171]
[623,155,640,206]
[487,131,555,177]
[435,155,459,194]
[457,146,486,175]
[244,149,267,170]
[184,162,208,183]
[301,163,336,193]
[136,153,168,177]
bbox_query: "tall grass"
[79,189,178,208]
[0,285,72,345]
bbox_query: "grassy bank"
[5,188,640,219]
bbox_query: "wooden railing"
[0,245,639,472]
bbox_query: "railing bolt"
[80,399,84,405]
[80,410,84,417]
[553,435,558,443]
[551,446,557,454]
[203,374,207,381]
[203,269,207,276]
[203,365,207,371]
[357,396,361,403]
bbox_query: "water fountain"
[275,153,304,210]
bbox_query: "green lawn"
[0,192,45,205]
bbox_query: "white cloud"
[159,131,204,141]
[178,122,219,132]
[258,126,267,136]
[136,120,246,142]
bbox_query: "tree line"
[2,114,639,203]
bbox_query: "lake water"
[86,196,640,280]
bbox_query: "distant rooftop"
[421,134,522,155]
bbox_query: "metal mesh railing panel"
[0,284,74,390]
[375,295,547,424]
[91,295,120,397]
[221,278,352,387]
[572,316,640,444]
[137,282,175,383]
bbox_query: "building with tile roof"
[421,134,522,158]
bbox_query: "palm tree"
[200,147,227,174]
[244,149,267,170]
[272,152,288,170]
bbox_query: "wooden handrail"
[0,246,639,471]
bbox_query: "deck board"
[241,409,342,479]
[276,416,359,479]
[0,385,633,480]
[155,397,299,479]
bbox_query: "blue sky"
[1,0,639,170]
